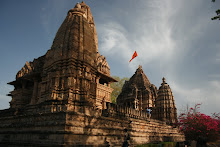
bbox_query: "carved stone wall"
[8,55,45,109]
[97,54,111,76]
[0,103,184,146]
[117,66,178,124]
[117,66,157,111]
[154,77,177,124]
[96,84,113,109]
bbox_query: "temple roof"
[122,65,152,90]
[130,65,151,88]
[158,77,171,91]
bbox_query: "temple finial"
[74,2,81,9]
[162,77,166,83]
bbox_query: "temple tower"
[8,1,116,110]
[38,1,99,108]
[154,77,177,124]
[117,65,157,111]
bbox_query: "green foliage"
[211,9,220,20]
[211,0,220,20]
[110,76,129,104]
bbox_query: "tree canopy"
[110,76,129,104]
[211,0,220,20]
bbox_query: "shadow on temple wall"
[0,100,70,145]
[64,101,138,146]
[88,102,149,146]
[0,99,183,146]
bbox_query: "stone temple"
[0,2,184,146]
[117,65,177,125]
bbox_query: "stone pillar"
[30,78,38,105]
[21,80,27,90]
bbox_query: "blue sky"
[0,0,219,115]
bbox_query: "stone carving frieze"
[97,54,110,76]
[16,61,34,79]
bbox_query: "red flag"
[129,51,138,62]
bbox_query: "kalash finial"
[162,77,166,83]
[75,2,81,9]
[136,65,143,74]
[137,65,143,73]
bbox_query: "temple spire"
[162,77,166,84]
[155,77,177,124]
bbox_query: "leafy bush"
[176,104,220,142]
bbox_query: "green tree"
[211,0,220,20]
[110,76,129,104]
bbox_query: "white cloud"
[210,80,220,90]
[97,0,213,72]
[97,22,135,68]
[98,22,129,53]
[97,0,180,73]
[209,74,220,78]
[169,80,220,115]
[171,82,204,103]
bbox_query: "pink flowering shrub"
[176,104,220,142]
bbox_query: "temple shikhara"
[0,2,184,146]
[117,66,177,124]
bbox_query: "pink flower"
[177,104,220,142]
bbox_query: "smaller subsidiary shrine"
[117,65,177,124]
